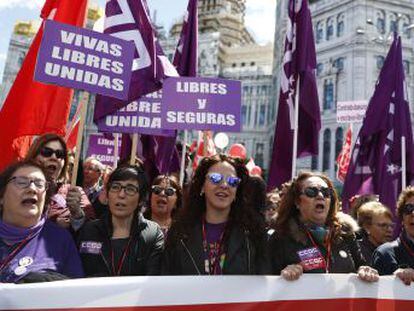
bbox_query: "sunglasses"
[8,176,48,192]
[402,203,414,215]
[301,186,332,199]
[40,146,66,159]
[206,173,241,188]
[151,185,176,197]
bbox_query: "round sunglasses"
[151,185,176,197]
[206,173,241,188]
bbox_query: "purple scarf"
[0,216,46,244]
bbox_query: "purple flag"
[93,0,177,121]
[152,0,198,174]
[267,0,321,189]
[342,36,414,213]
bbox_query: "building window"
[335,127,344,160]
[317,63,324,76]
[316,21,323,43]
[333,57,345,73]
[311,155,318,170]
[337,14,345,37]
[258,105,266,126]
[404,60,410,74]
[326,18,334,40]
[376,11,385,34]
[241,105,247,126]
[323,129,331,172]
[255,143,264,168]
[323,80,334,110]
[390,15,398,33]
[376,56,385,70]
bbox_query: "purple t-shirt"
[204,222,227,275]
[0,220,84,283]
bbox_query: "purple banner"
[161,77,241,132]
[86,134,122,166]
[96,90,175,136]
[34,20,134,100]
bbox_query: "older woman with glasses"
[77,165,164,276]
[269,171,378,282]
[373,186,414,285]
[0,161,83,283]
[163,154,270,275]
[143,175,182,236]
[357,201,394,265]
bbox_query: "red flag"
[337,125,353,183]
[0,0,88,171]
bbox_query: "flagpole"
[402,136,407,189]
[130,134,138,165]
[71,92,89,186]
[113,133,119,169]
[179,130,188,187]
[291,79,300,179]
[203,131,208,156]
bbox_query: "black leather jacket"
[78,213,164,276]
[162,222,270,275]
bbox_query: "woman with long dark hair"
[144,175,182,236]
[163,154,269,275]
[77,165,164,276]
[269,171,378,281]
[25,133,94,229]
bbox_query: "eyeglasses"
[8,176,48,192]
[373,222,395,230]
[301,186,332,199]
[402,203,414,215]
[151,185,176,196]
[109,183,139,196]
[206,173,241,188]
[84,166,101,172]
[39,146,65,159]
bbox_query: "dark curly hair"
[167,154,266,251]
[273,171,342,240]
[25,133,68,182]
[0,161,52,218]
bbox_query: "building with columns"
[273,0,414,184]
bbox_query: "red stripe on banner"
[11,298,414,311]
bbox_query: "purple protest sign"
[34,20,134,100]
[86,134,122,166]
[161,77,241,132]
[96,90,175,136]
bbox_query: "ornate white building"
[273,0,414,184]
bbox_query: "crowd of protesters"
[1,133,414,285]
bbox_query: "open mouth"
[22,197,38,206]
[114,202,126,208]
[315,203,325,212]
[46,164,58,175]
[215,192,229,199]
[156,198,168,207]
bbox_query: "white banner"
[1,274,414,310]
[336,100,368,123]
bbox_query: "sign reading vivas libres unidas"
[161,77,241,132]
[35,20,134,100]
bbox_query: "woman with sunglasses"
[77,165,164,276]
[0,161,83,283]
[373,187,414,285]
[269,171,378,282]
[25,133,94,230]
[144,175,182,236]
[163,154,270,275]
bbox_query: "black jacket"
[162,222,270,275]
[78,213,164,276]
[372,232,414,275]
[269,214,366,274]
